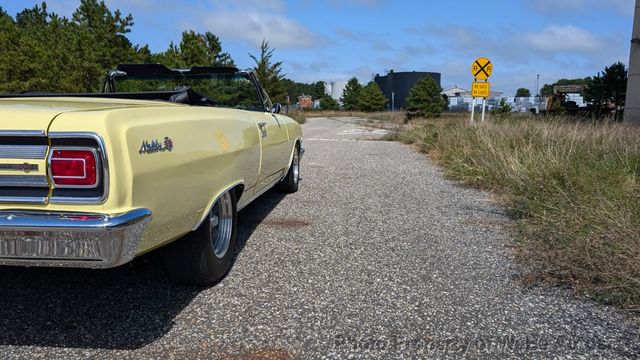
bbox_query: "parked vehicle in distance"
[0,64,303,284]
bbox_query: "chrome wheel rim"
[292,149,300,184]
[210,191,233,259]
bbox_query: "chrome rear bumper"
[0,208,151,269]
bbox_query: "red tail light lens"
[49,148,99,188]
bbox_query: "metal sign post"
[470,97,476,123]
[481,98,486,122]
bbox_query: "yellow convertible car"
[0,64,303,284]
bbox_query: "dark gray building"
[374,70,441,110]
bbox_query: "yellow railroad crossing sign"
[472,81,491,98]
[472,57,493,80]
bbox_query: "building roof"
[441,85,470,97]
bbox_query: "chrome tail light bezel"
[47,132,110,205]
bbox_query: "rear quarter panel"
[48,106,261,253]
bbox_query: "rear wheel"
[163,190,237,285]
[277,145,300,193]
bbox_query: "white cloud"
[33,0,78,16]
[530,0,591,11]
[371,39,392,51]
[39,0,159,16]
[202,11,321,49]
[326,0,383,8]
[342,0,382,6]
[529,0,633,16]
[212,0,285,11]
[524,25,605,53]
[400,23,628,97]
[334,28,372,42]
[108,0,156,10]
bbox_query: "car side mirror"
[272,103,282,114]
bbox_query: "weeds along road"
[0,116,638,359]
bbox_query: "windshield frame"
[103,64,272,113]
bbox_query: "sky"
[2,0,635,97]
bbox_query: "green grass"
[398,116,640,309]
[288,110,307,125]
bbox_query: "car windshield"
[112,72,264,110]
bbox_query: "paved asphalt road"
[1,117,639,359]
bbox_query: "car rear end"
[0,98,152,268]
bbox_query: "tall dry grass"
[401,117,640,308]
[298,109,471,125]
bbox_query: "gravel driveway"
[0,117,638,359]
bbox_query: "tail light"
[48,148,100,188]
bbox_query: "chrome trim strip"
[0,175,48,187]
[48,132,109,204]
[47,196,104,204]
[0,163,39,172]
[0,208,151,231]
[0,208,152,269]
[0,145,48,159]
[0,196,47,204]
[192,181,243,231]
[0,130,46,137]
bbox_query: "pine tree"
[153,31,234,69]
[405,76,446,119]
[340,77,362,111]
[585,62,627,120]
[72,0,137,91]
[359,81,387,112]
[249,40,286,103]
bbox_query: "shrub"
[320,95,340,110]
[490,98,513,119]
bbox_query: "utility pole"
[625,0,640,123]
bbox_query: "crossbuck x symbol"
[473,60,492,79]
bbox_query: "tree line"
[0,0,323,103]
[334,76,446,118]
[515,62,628,118]
[0,1,450,118]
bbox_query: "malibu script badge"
[139,137,174,154]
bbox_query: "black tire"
[163,190,237,285]
[277,145,300,193]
